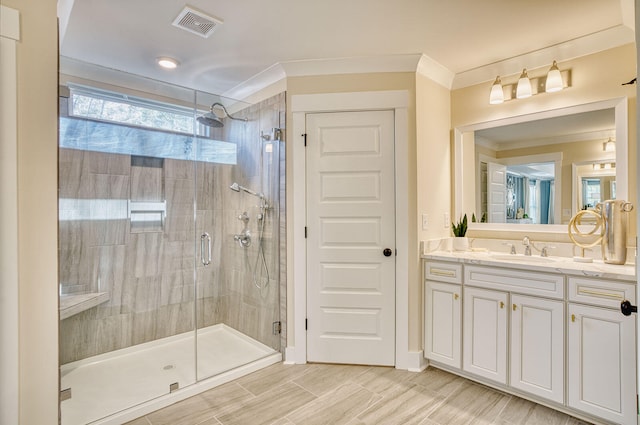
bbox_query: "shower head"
[196,112,223,128]
[229,182,264,199]
[197,102,247,128]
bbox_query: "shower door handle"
[201,232,212,266]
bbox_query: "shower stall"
[57,73,285,424]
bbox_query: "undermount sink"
[489,254,558,263]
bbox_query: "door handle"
[201,232,212,266]
[383,248,393,257]
[620,300,637,316]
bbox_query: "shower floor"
[60,324,277,425]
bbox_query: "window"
[68,85,202,135]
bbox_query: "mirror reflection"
[472,106,617,225]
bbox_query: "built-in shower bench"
[59,292,109,320]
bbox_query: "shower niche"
[58,78,285,424]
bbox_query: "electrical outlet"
[444,212,450,228]
[421,214,429,231]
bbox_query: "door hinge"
[60,388,72,402]
[302,133,307,146]
[272,321,282,335]
[305,226,307,238]
[636,394,639,414]
[305,318,308,330]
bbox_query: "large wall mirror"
[454,97,628,233]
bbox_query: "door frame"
[290,90,410,369]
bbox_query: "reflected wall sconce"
[593,162,615,170]
[489,61,570,104]
[603,138,616,152]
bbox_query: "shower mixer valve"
[234,211,252,247]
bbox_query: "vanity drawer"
[465,265,564,299]
[568,277,636,308]
[425,261,463,284]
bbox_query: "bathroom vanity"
[422,251,637,425]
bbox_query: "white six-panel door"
[305,110,396,366]
[487,162,507,223]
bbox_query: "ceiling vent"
[172,6,223,38]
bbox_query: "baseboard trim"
[283,346,298,364]
[406,350,428,372]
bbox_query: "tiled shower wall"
[59,92,286,364]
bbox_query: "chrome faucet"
[522,236,531,256]
[502,242,516,255]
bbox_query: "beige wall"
[452,43,637,241]
[415,73,451,349]
[2,0,60,424]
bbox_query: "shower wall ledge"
[60,292,110,320]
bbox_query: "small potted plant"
[451,213,469,251]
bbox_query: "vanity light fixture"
[516,69,532,99]
[489,76,504,104]
[489,61,569,104]
[157,57,179,69]
[545,61,563,92]
[603,138,616,152]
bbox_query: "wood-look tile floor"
[127,363,594,425]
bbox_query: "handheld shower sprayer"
[229,182,265,201]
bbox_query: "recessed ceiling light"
[157,57,179,69]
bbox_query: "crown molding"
[224,53,455,100]
[452,24,635,90]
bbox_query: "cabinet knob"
[571,314,576,322]
[512,304,517,311]
[500,301,504,309]
[454,293,459,300]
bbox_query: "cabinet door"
[510,294,564,403]
[568,303,637,425]
[463,287,507,384]
[425,281,461,368]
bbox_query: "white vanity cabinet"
[462,286,508,383]
[424,258,637,424]
[567,277,637,425]
[462,265,565,402]
[424,262,462,368]
[510,293,564,404]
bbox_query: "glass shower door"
[58,81,198,424]
[194,91,281,381]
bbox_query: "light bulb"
[545,61,563,93]
[489,76,504,104]
[516,69,532,99]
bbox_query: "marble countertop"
[422,250,637,282]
